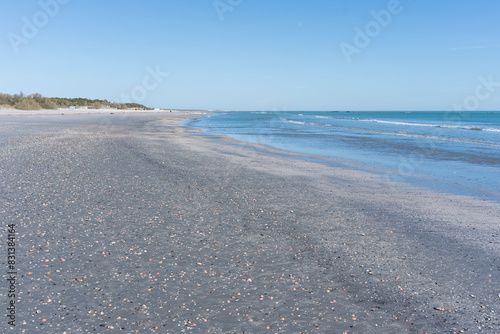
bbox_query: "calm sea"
[186,111,500,202]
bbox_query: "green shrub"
[0,93,14,106]
[1,92,154,110]
[38,98,58,109]
[14,98,42,110]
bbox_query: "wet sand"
[1,112,499,333]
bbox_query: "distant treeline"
[0,92,152,110]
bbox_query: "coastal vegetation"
[0,92,152,110]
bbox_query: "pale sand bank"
[0,107,207,117]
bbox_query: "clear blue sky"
[1,0,499,111]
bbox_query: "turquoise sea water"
[186,111,500,202]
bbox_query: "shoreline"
[1,112,499,332]
[169,114,500,254]
[185,112,500,204]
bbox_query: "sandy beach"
[0,108,204,117]
[1,112,499,333]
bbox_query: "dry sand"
[1,112,499,333]
[0,107,205,117]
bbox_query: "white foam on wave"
[358,119,500,132]
[477,127,500,133]
[284,118,500,147]
[286,119,309,126]
[389,132,500,147]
